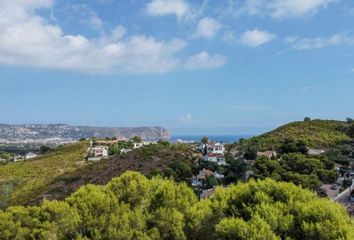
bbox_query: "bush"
[0,172,352,240]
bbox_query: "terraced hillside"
[0,142,89,208]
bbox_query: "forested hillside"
[239,119,351,150]
[0,172,352,240]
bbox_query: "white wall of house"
[25,153,37,160]
[206,144,225,154]
[203,154,227,165]
[91,146,108,157]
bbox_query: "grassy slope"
[36,143,199,203]
[241,120,350,150]
[0,142,88,208]
[0,142,198,207]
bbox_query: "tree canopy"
[253,153,338,189]
[0,171,352,240]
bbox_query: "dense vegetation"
[0,151,12,162]
[238,120,351,150]
[226,119,354,193]
[253,153,338,190]
[0,142,89,208]
[0,171,352,240]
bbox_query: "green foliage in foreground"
[239,120,351,150]
[0,172,352,240]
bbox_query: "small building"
[257,151,276,159]
[197,168,215,179]
[191,178,203,187]
[25,152,38,160]
[308,148,326,156]
[214,172,224,179]
[91,146,108,158]
[13,155,24,162]
[133,142,144,149]
[203,153,227,165]
[192,168,224,187]
[206,143,225,154]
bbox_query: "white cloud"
[0,1,195,74]
[238,0,337,18]
[0,1,229,74]
[286,33,354,50]
[146,0,190,18]
[110,25,126,41]
[195,17,222,39]
[240,29,276,47]
[184,51,226,70]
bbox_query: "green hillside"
[0,141,199,208]
[0,142,89,208]
[240,120,351,150]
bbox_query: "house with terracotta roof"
[192,168,214,187]
[191,168,224,187]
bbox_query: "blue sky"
[0,0,353,135]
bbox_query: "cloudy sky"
[0,0,353,135]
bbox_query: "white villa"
[206,143,225,154]
[88,146,109,161]
[25,152,38,160]
[203,153,227,165]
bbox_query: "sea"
[170,135,253,144]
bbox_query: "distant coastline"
[170,135,253,144]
